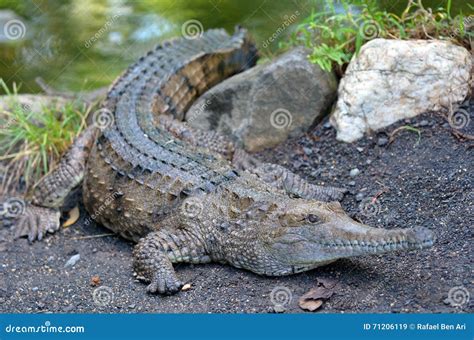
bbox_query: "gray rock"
[349,168,360,177]
[355,193,365,202]
[64,254,80,268]
[419,120,429,127]
[186,47,338,152]
[331,39,471,142]
[377,137,389,146]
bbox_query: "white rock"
[331,39,472,142]
[349,168,360,177]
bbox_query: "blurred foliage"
[281,0,473,75]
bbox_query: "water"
[0,0,470,94]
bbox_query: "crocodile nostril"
[307,214,320,223]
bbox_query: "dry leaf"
[298,278,337,312]
[316,277,337,289]
[63,206,80,227]
[299,299,323,312]
[91,276,101,286]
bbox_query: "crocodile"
[11,27,434,294]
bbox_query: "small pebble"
[348,181,356,186]
[349,168,360,177]
[32,287,39,292]
[356,147,364,152]
[63,305,74,312]
[323,122,332,129]
[377,137,388,146]
[273,305,286,313]
[128,304,136,309]
[181,283,192,291]
[64,254,80,268]
[356,193,365,201]
[419,120,429,127]
[303,147,313,156]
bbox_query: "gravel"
[0,110,472,313]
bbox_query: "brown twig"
[70,233,115,241]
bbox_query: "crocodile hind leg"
[158,115,346,201]
[241,158,347,202]
[133,228,211,294]
[13,126,97,242]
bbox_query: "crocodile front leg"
[133,228,211,294]
[13,126,97,242]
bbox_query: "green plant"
[282,0,473,75]
[0,79,87,191]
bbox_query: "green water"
[0,0,470,94]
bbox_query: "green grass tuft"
[0,79,87,191]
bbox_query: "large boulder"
[185,47,338,152]
[330,39,472,142]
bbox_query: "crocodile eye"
[307,214,320,223]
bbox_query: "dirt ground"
[0,107,472,313]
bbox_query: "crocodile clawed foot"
[146,273,183,295]
[13,204,60,243]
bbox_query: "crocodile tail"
[102,27,259,121]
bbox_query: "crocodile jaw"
[264,205,435,274]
